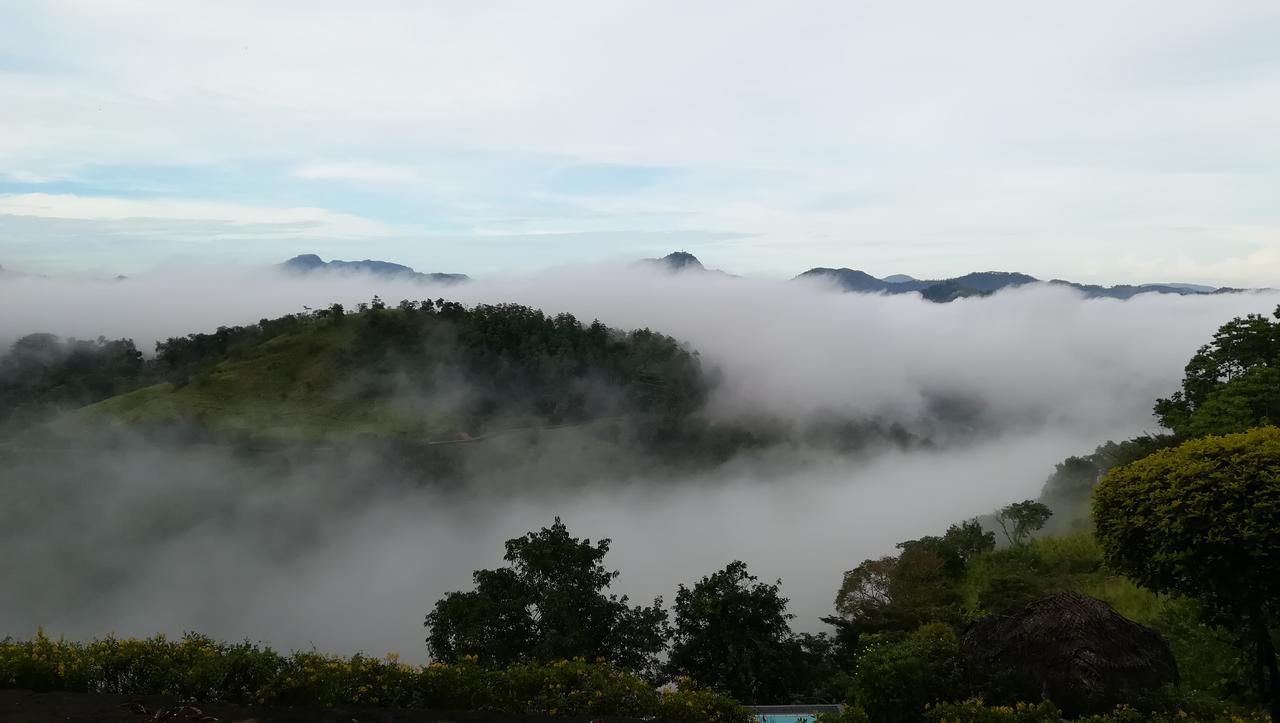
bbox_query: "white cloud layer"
[0,193,392,239]
[2,266,1278,659]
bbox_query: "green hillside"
[72,320,466,442]
[24,298,706,446]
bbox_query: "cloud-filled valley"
[2,266,1278,661]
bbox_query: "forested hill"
[1,299,707,448]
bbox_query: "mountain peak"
[795,267,894,293]
[634,251,736,277]
[278,254,468,283]
[659,251,705,270]
[281,254,326,272]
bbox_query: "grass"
[71,322,463,443]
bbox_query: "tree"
[667,561,814,703]
[1154,306,1280,437]
[832,522,990,640]
[425,518,668,678]
[1093,427,1280,719]
[994,500,1052,546]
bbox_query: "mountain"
[797,266,1241,302]
[634,251,736,277]
[948,271,1039,293]
[1161,283,1218,293]
[794,267,898,293]
[279,254,469,283]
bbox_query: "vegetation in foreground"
[0,632,748,723]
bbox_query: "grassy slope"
[962,532,1246,695]
[71,322,463,443]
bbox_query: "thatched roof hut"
[961,591,1178,715]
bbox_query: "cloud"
[293,161,423,184]
[1116,234,1280,289]
[2,264,1278,659]
[1,2,1278,282]
[0,193,395,240]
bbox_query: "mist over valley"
[3,262,1274,662]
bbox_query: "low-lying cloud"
[2,265,1277,660]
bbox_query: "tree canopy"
[994,500,1053,546]
[424,518,668,678]
[1154,306,1280,438]
[666,561,815,703]
[1093,427,1280,718]
[0,333,143,435]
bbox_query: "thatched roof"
[961,591,1178,715]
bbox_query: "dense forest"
[0,298,925,477]
[2,303,1280,721]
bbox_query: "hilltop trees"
[425,518,669,678]
[1154,305,1280,438]
[1094,427,1280,719]
[0,333,143,434]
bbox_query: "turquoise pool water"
[758,716,815,723]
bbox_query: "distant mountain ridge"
[279,254,468,284]
[0,253,1260,301]
[795,265,1247,302]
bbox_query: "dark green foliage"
[1094,428,1280,718]
[425,518,668,678]
[1154,306,1280,437]
[154,299,706,436]
[666,561,816,703]
[963,534,1102,617]
[922,698,1272,722]
[0,632,749,722]
[350,301,704,429]
[833,522,992,640]
[994,500,1052,546]
[852,623,964,723]
[1149,599,1255,704]
[1038,435,1179,529]
[922,699,1064,722]
[0,333,143,434]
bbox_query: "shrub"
[853,622,964,723]
[923,698,1062,722]
[815,706,872,723]
[0,632,750,723]
[920,697,1270,722]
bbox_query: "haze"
[3,267,1277,659]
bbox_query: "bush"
[923,698,1062,722]
[0,632,750,723]
[920,697,1270,722]
[815,706,872,723]
[853,623,964,723]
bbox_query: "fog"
[2,266,1277,660]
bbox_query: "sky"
[1,1,1279,285]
